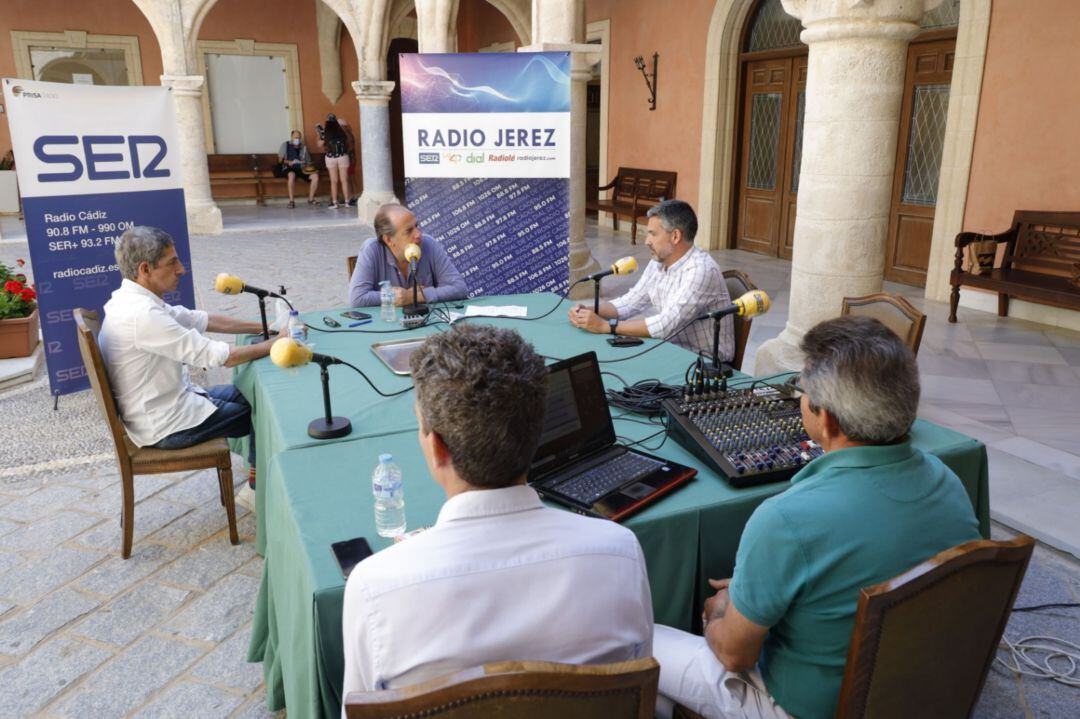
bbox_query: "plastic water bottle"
[273,297,290,333]
[372,454,406,537]
[287,311,307,342]
[379,280,396,323]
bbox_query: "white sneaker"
[235,484,256,513]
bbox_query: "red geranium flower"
[4,280,23,294]
[14,273,27,283]
[20,288,35,302]
[16,259,25,267]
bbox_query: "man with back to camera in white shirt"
[568,199,733,361]
[340,324,654,706]
[98,226,275,510]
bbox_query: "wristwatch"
[609,318,619,335]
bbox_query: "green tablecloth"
[232,293,698,555]
[242,294,991,719]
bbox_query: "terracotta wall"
[0,0,359,164]
[964,0,1080,233]
[457,0,518,52]
[586,0,713,211]
[0,0,162,153]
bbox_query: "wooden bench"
[949,210,1080,323]
[208,153,331,204]
[587,167,677,244]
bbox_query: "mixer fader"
[662,384,823,488]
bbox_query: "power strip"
[402,314,426,329]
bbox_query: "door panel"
[736,58,788,255]
[885,39,955,286]
[779,58,807,260]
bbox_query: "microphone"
[270,338,342,368]
[269,338,351,439]
[402,243,429,317]
[586,256,638,281]
[214,273,282,299]
[699,290,771,321]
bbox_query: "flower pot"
[0,308,39,359]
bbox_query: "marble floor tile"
[993,483,1080,559]
[917,404,1016,446]
[917,351,991,380]
[984,359,1080,387]
[919,374,1003,407]
[976,342,1068,365]
[967,322,1057,346]
[984,449,1078,504]
[1057,346,1080,367]
[991,437,1080,480]
[993,381,1080,412]
[1044,328,1080,349]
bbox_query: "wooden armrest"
[597,177,619,191]
[954,229,1012,248]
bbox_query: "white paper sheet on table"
[462,305,529,319]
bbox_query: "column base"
[186,200,223,235]
[753,331,806,376]
[356,191,400,224]
[568,248,601,300]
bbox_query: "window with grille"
[746,0,804,53]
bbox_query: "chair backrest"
[835,535,1035,719]
[840,293,926,356]
[346,255,358,282]
[73,309,131,465]
[344,657,659,719]
[612,168,677,203]
[722,269,757,371]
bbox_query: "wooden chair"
[836,535,1034,718]
[346,254,357,282]
[722,269,758,371]
[676,536,1034,719]
[343,657,659,719]
[840,293,926,356]
[73,309,239,559]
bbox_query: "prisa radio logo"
[10,85,58,100]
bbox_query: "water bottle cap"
[289,310,299,316]
[379,453,393,463]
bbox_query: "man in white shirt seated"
[568,200,733,360]
[341,324,654,703]
[98,226,275,508]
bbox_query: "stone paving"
[0,210,1078,717]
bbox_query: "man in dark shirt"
[348,203,468,307]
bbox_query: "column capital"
[518,42,601,80]
[352,80,396,105]
[781,0,939,43]
[160,74,205,97]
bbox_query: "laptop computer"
[527,352,697,521]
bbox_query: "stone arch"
[483,0,531,45]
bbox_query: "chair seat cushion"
[126,436,230,473]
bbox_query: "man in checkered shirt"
[569,200,733,360]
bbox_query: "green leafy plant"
[0,259,37,320]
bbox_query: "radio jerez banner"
[400,53,570,296]
[3,79,195,395]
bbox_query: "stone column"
[160,75,223,235]
[754,0,937,373]
[414,0,457,53]
[352,80,400,224]
[521,0,600,298]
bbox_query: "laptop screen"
[530,352,615,474]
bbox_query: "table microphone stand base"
[308,361,352,440]
[308,416,352,440]
[403,304,430,316]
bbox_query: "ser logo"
[418,152,440,165]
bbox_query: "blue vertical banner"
[2,79,195,395]
[400,53,570,296]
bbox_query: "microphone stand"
[403,259,429,316]
[256,295,270,340]
[592,277,603,315]
[703,315,733,390]
[308,356,352,440]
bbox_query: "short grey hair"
[114,226,174,280]
[409,324,548,489]
[373,203,408,242]
[646,199,698,243]
[799,315,920,444]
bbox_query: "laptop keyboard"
[552,452,664,505]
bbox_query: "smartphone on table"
[342,311,372,321]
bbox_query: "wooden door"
[735,58,789,255]
[885,38,955,285]
[778,56,807,260]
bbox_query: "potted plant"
[0,258,39,358]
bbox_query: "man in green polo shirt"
[654,315,981,719]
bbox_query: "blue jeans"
[152,385,256,483]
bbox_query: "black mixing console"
[663,384,823,488]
